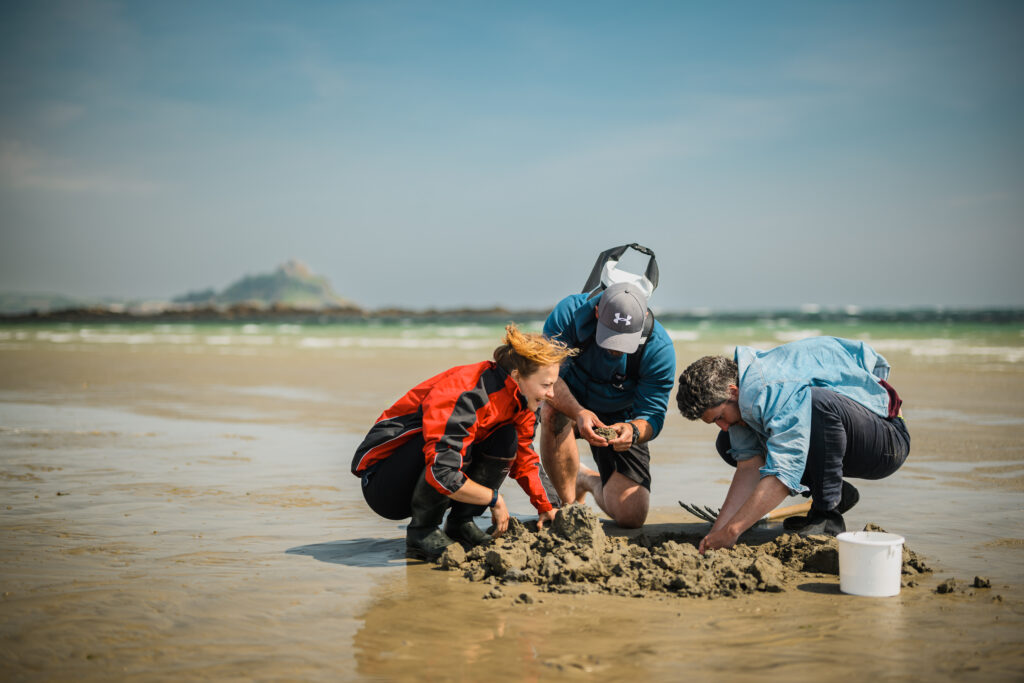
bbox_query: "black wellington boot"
[445,509,492,548]
[406,476,455,561]
[445,450,514,549]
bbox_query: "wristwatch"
[629,422,640,446]
[488,489,499,508]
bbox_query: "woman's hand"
[490,494,510,537]
[536,508,557,530]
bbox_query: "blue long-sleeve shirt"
[543,293,676,438]
[725,336,894,494]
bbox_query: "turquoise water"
[1,319,1022,365]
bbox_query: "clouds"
[0,140,161,195]
[0,1,1021,308]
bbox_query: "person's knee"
[541,402,572,436]
[612,507,648,529]
[605,476,649,528]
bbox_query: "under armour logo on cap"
[595,282,649,353]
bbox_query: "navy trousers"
[716,388,910,512]
[360,425,519,520]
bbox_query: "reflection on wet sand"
[1,336,1023,680]
[354,563,599,680]
[350,558,1023,681]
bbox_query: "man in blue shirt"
[541,282,676,528]
[676,337,910,550]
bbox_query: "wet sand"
[1,340,1023,680]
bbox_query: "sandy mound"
[438,504,931,599]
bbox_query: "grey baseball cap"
[595,282,648,353]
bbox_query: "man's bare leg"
[576,470,649,529]
[575,465,599,505]
[540,403,580,507]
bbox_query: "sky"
[1,1,1022,311]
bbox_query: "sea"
[2,316,1023,367]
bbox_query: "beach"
[1,321,1023,680]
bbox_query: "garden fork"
[678,500,812,524]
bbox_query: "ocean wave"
[773,329,822,343]
[666,330,700,342]
[868,338,1024,363]
[80,330,193,345]
[10,323,1023,363]
[201,334,275,346]
[34,331,76,343]
[297,336,492,350]
[204,336,232,346]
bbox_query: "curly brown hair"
[493,324,577,377]
[676,355,738,420]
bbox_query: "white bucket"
[837,531,905,597]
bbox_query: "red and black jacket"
[351,361,553,513]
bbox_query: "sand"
[1,336,1023,680]
[437,505,934,599]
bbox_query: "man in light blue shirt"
[676,337,910,550]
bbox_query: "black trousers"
[360,425,518,520]
[715,388,910,512]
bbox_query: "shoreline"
[3,304,1024,326]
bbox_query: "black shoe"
[785,481,860,531]
[405,526,456,560]
[445,518,491,548]
[795,509,846,538]
[836,480,859,515]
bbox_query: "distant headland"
[1,260,1021,324]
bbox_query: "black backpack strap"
[581,243,659,295]
[631,243,659,292]
[582,244,631,294]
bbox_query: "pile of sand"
[438,504,931,599]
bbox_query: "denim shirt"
[543,293,676,437]
[726,336,892,494]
